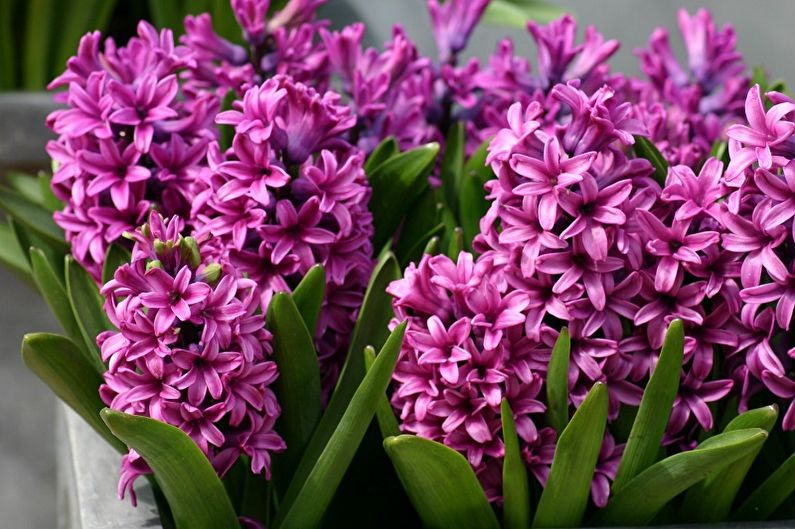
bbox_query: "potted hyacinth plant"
[4,0,795,528]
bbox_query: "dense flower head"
[99,212,284,504]
[633,8,749,167]
[721,85,795,430]
[388,252,552,501]
[450,14,621,154]
[46,22,220,279]
[193,75,374,390]
[392,78,751,505]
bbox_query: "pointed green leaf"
[733,439,795,521]
[101,409,240,529]
[441,122,465,216]
[0,188,69,250]
[595,429,768,526]
[633,136,669,187]
[446,227,464,259]
[364,345,400,438]
[66,256,113,365]
[459,139,493,250]
[395,189,443,266]
[534,382,608,528]
[502,400,531,529]
[7,172,44,206]
[291,265,325,335]
[424,235,441,256]
[39,173,63,213]
[30,248,104,373]
[384,434,500,529]
[274,253,400,506]
[275,322,406,529]
[102,244,132,286]
[22,333,124,452]
[365,137,400,174]
[545,328,570,434]
[681,405,778,522]
[483,0,563,28]
[267,292,322,476]
[0,223,32,283]
[613,319,684,491]
[368,143,439,249]
[23,0,55,89]
[399,223,445,267]
[710,140,729,165]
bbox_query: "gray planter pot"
[0,92,59,175]
[56,403,161,529]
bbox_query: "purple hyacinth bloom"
[108,74,179,152]
[528,14,619,91]
[725,85,795,182]
[389,252,549,494]
[78,139,151,210]
[101,213,284,502]
[427,0,490,64]
[636,210,719,293]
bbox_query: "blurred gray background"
[2,1,794,527]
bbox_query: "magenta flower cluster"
[387,6,761,508]
[632,9,749,167]
[191,75,375,388]
[47,1,377,388]
[99,212,284,503]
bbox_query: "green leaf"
[365,137,400,174]
[612,319,684,491]
[710,140,729,165]
[39,173,63,213]
[594,429,768,526]
[0,188,69,250]
[545,328,570,434]
[441,122,465,216]
[0,223,32,283]
[267,292,322,478]
[147,0,183,30]
[101,409,240,529]
[384,435,500,529]
[368,143,439,250]
[101,244,132,286]
[23,0,55,89]
[274,322,406,529]
[533,382,608,528]
[291,265,325,335]
[733,446,795,521]
[363,345,400,438]
[277,254,401,508]
[502,400,531,529]
[30,248,104,373]
[22,333,124,452]
[483,0,564,28]
[7,172,44,206]
[66,256,113,366]
[681,405,778,522]
[424,236,441,256]
[0,0,16,90]
[446,227,464,259]
[633,136,669,187]
[395,189,443,267]
[459,139,493,250]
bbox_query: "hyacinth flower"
[99,212,284,503]
[193,75,374,390]
[46,23,221,279]
[634,8,749,167]
[720,85,795,429]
